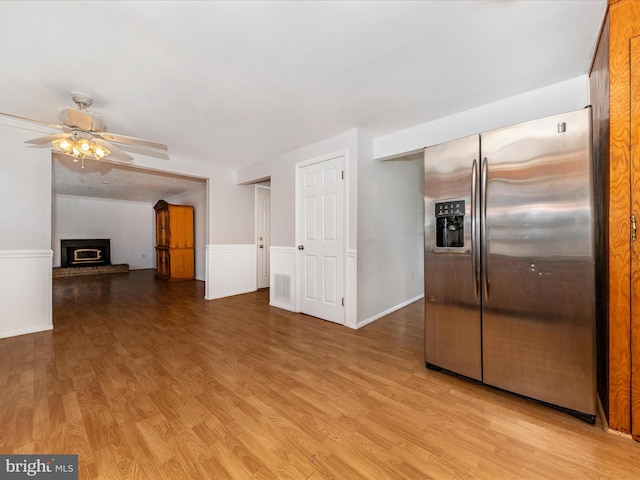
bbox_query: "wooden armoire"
[590,0,640,440]
[153,200,194,281]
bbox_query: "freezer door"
[481,108,596,416]
[424,134,482,381]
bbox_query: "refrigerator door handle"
[481,157,489,300]
[471,158,479,300]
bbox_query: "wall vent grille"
[273,273,292,302]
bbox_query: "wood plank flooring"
[1,270,639,479]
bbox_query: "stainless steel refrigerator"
[424,107,596,422]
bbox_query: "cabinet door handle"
[298,245,304,250]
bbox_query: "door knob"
[298,245,304,250]
[259,245,264,248]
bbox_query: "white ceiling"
[0,0,605,200]
[51,154,206,203]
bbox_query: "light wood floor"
[1,270,638,479]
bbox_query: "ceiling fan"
[0,92,168,165]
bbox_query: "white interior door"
[256,185,271,289]
[297,156,344,324]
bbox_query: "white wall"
[241,126,424,329]
[206,244,256,299]
[0,124,52,251]
[356,157,424,327]
[166,186,207,281]
[203,169,257,299]
[52,195,155,270]
[238,129,360,326]
[0,118,53,338]
[239,129,359,249]
[375,75,591,160]
[209,169,255,244]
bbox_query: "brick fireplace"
[54,239,128,278]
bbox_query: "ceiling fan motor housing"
[58,106,105,132]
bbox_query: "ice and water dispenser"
[435,200,465,248]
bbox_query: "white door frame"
[255,184,271,289]
[295,152,347,324]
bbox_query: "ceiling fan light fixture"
[52,138,74,155]
[93,144,109,160]
[77,138,91,152]
[52,134,111,162]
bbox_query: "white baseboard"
[356,293,424,329]
[0,324,53,340]
[269,299,296,312]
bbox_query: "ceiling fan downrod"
[71,92,93,111]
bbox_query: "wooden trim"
[608,0,631,433]
[631,34,640,441]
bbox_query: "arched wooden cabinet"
[154,200,194,281]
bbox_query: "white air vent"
[273,273,292,302]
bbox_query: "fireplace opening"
[61,239,111,268]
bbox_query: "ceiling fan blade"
[0,111,62,129]
[25,133,72,145]
[93,138,133,162]
[99,132,168,151]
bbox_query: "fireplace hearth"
[61,239,111,268]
